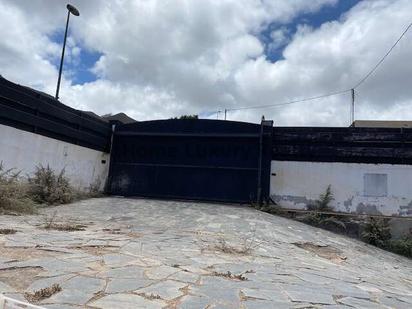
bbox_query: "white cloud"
[0,0,411,125]
[232,0,412,125]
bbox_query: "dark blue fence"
[273,126,412,165]
[2,75,412,204]
[0,76,112,152]
[109,119,273,203]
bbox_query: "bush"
[388,236,412,258]
[0,162,36,214]
[1,163,102,215]
[361,217,392,248]
[28,165,74,205]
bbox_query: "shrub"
[28,165,74,205]
[0,162,36,214]
[361,217,391,248]
[388,236,412,258]
[321,216,347,233]
[301,212,323,226]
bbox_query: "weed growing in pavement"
[211,271,248,281]
[211,228,261,255]
[24,284,62,303]
[0,228,17,234]
[137,293,162,300]
[42,211,86,231]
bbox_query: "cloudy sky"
[0,0,411,126]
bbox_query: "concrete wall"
[270,160,412,217]
[0,124,110,191]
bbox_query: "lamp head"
[67,4,80,16]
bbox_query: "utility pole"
[224,109,227,120]
[350,88,355,125]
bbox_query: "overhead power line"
[353,21,412,89]
[226,89,350,112]
[208,21,412,119]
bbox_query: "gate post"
[106,124,116,194]
[257,118,274,206]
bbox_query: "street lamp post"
[55,4,80,100]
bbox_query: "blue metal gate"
[109,119,272,203]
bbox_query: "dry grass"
[0,228,17,234]
[87,177,104,198]
[45,223,87,231]
[213,237,253,255]
[43,211,86,231]
[0,162,37,215]
[28,165,74,205]
[211,271,248,281]
[27,164,105,206]
[1,163,95,215]
[70,245,118,256]
[24,283,62,303]
[210,230,261,255]
[0,162,102,216]
[102,228,122,234]
[137,292,162,300]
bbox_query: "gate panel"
[109,119,272,203]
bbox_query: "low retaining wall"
[270,160,412,217]
[0,124,110,190]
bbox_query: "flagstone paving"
[0,197,411,308]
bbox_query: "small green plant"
[361,217,391,248]
[388,236,412,258]
[0,162,36,214]
[28,165,74,205]
[308,185,334,212]
[300,185,347,233]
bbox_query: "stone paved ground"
[0,197,411,308]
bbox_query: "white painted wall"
[0,124,110,191]
[270,160,412,216]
